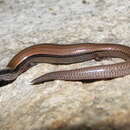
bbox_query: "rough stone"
[0,0,129,130]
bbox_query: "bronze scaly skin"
[0,43,130,87]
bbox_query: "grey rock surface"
[0,0,130,130]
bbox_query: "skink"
[0,43,130,87]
